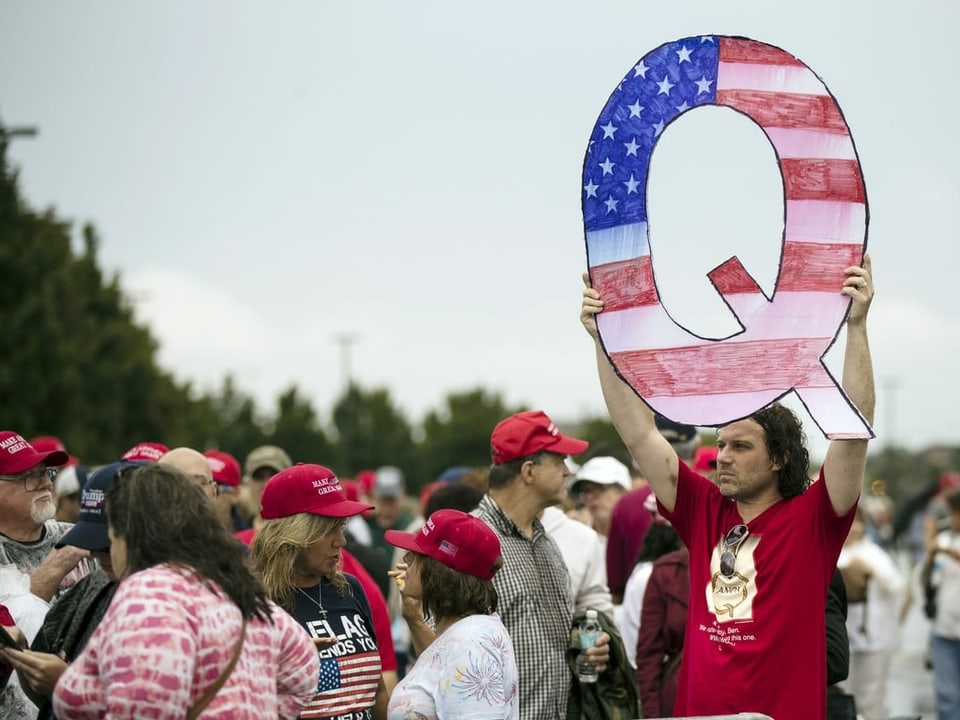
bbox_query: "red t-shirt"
[662,462,854,720]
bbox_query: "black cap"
[55,460,144,551]
[654,415,698,444]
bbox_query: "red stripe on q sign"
[581,35,872,439]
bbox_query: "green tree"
[269,385,334,465]
[0,134,199,462]
[575,417,623,455]
[866,445,940,506]
[197,375,268,463]
[417,388,519,483]
[332,383,415,482]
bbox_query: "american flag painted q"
[583,35,873,440]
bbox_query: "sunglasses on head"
[719,524,749,578]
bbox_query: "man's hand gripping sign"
[581,35,873,439]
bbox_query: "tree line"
[0,127,624,488]
[1,125,953,501]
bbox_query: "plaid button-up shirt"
[475,494,573,720]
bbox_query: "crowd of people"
[0,255,954,719]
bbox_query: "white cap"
[54,466,83,498]
[373,466,405,498]
[571,456,631,492]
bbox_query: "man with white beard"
[0,431,92,719]
[0,431,92,601]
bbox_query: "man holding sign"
[580,255,875,720]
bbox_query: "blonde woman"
[253,463,391,720]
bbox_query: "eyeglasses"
[188,474,217,488]
[719,524,749,578]
[0,467,58,492]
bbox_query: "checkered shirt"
[474,494,573,720]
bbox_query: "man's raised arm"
[823,254,876,515]
[580,274,680,512]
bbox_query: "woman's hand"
[390,562,425,625]
[388,562,407,592]
[312,636,339,651]
[1,647,68,697]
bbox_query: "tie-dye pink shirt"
[52,564,319,719]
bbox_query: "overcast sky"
[2,2,957,462]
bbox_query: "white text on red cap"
[313,477,340,496]
[1,435,28,455]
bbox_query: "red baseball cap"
[0,431,69,474]
[355,469,376,496]
[939,471,960,493]
[29,436,78,467]
[694,446,719,473]
[386,509,502,580]
[339,478,360,503]
[121,442,169,463]
[259,463,374,520]
[204,450,241,488]
[490,410,589,464]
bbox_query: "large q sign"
[582,35,873,440]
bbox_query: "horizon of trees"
[2,123,956,500]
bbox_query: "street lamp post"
[1,126,39,140]
[331,332,361,391]
[331,333,362,474]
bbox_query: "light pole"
[331,333,362,473]
[331,332,361,391]
[1,126,39,140]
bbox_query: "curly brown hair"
[749,403,811,500]
[106,463,272,622]
[416,554,502,622]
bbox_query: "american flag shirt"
[293,574,382,720]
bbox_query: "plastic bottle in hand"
[576,609,601,683]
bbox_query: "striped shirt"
[292,574,382,720]
[474,495,573,720]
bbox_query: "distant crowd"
[0,256,957,720]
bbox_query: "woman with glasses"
[47,463,318,719]
[252,463,391,720]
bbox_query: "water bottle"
[576,609,601,683]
